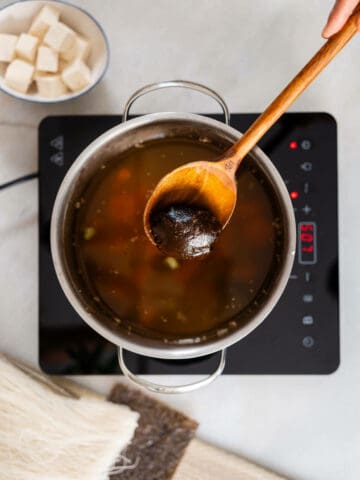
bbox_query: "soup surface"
[73,137,284,343]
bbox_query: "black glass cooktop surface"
[39,113,339,375]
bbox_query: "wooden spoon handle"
[224,2,360,170]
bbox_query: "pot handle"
[122,80,230,125]
[117,347,226,394]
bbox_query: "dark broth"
[73,137,284,343]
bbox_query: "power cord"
[0,172,39,191]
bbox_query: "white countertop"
[1,0,360,478]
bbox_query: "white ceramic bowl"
[0,0,109,103]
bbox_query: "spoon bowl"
[143,159,237,245]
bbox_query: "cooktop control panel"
[39,113,339,375]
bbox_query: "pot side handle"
[122,80,230,125]
[117,347,227,394]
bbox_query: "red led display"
[290,191,299,200]
[298,222,317,264]
[289,141,298,150]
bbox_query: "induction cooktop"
[39,113,339,375]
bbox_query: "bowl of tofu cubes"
[0,1,109,102]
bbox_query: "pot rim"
[50,111,296,360]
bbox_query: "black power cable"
[0,172,39,191]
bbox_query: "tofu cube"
[0,34,18,62]
[29,5,60,38]
[36,46,58,72]
[44,22,76,56]
[61,35,90,62]
[5,59,34,93]
[61,59,90,91]
[36,74,67,98]
[15,33,39,62]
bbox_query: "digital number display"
[298,222,317,264]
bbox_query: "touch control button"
[303,294,314,303]
[302,315,314,325]
[301,139,312,150]
[301,162,312,172]
[302,336,315,348]
[302,205,312,214]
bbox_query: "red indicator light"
[290,191,299,200]
[289,141,298,150]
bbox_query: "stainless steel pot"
[51,80,296,393]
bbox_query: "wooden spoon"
[144,4,360,248]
